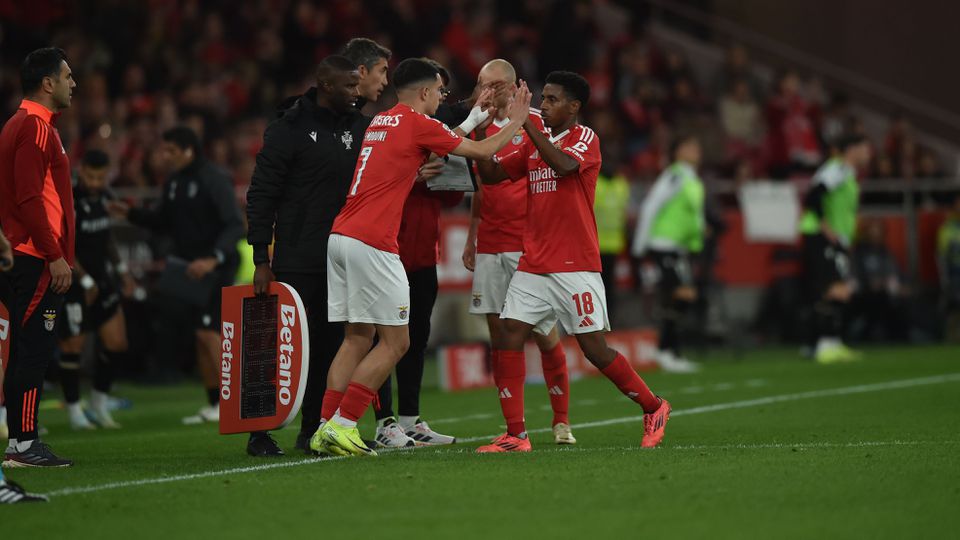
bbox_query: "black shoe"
[3,440,73,468]
[247,431,284,457]
[0,481,48,503]
[294,431,318,455]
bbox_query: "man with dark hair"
[799,133,871,363]
[58,150,133,430]
[110,126,244,424]
[372,58,466,448]
[311,57,531,457]
[339,37,391,106]
[246,54,372,456]
[0,228,47,501]
[631,134,704,373]
[0,47,76,467]
[475,71,671,453]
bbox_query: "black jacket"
[246,87,371,273]
[129,158,243,265]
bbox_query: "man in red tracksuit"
[372,176,463,448]
[0,47,77,467]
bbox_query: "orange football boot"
[641,398,671,448]
[476,433,532,453]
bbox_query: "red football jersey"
[475,110,545,254]
[332,103,462,253]
[497,123,602,274]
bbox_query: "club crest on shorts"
[472,293,482,308]
[398,305,409,320]
[42,309,57,331]
[341,131,353,150]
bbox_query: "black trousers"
[376,266,438,420]
[274,272,343,436]
[2,255,64,442]
[600,253,618,322]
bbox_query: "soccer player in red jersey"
[474,71,671,452]
[311,58,532,456]
[463,59,575,445]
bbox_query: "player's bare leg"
[487,315,572,442]
[316,324,407,457]
[477,318,535,453]
[322,322,375,420]
[59,334,94,430]
[576,331,670,447]
[182,330,222,425]
[815,281,858,364]
[533,326,574,443]
[90,308,127,428]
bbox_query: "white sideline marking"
[46,372,960,497]
[459,372,960,443]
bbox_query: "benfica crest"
[42,310,57,332]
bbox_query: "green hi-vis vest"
[632,161,705,255]
[235,240,255,285]
[594,173,630,254]
[799,158,859,246]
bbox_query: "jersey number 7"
[349,146,374,196]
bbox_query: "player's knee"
[380,332,410,360]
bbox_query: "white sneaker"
[401,419,456,446]
[67,403,96,431]
[88,391,121,429]
[182,404,219,425]
[553,422,577,445]
[374,419,416,448]
[656,351,700,373]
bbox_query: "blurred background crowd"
[1,0,958,380]
[2,0,954,189]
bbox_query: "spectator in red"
[765,70,821,178]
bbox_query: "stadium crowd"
[0,0,948,194]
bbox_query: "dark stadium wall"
[708,0,960,135]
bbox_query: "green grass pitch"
[4,345,959,539]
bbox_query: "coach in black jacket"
[244,55,371,456]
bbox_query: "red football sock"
[495,350,526,436]
[320,389,345,422]
[601,353,661,413]
[540,344,570,425]
[338,383,376,422]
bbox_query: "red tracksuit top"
[0,99,75,265]
[397,182,463,273]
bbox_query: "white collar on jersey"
[549,127,573,143]
[492,116,511,128]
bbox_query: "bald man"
[462,60,577,445]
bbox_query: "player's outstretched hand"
[253,263,275,296]
[507,81,531,123]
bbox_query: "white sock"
[331,411,357,429]
[12,439,33,453]
[398,415,419,429]
[91,390,109,411]
[816,337,841,353]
